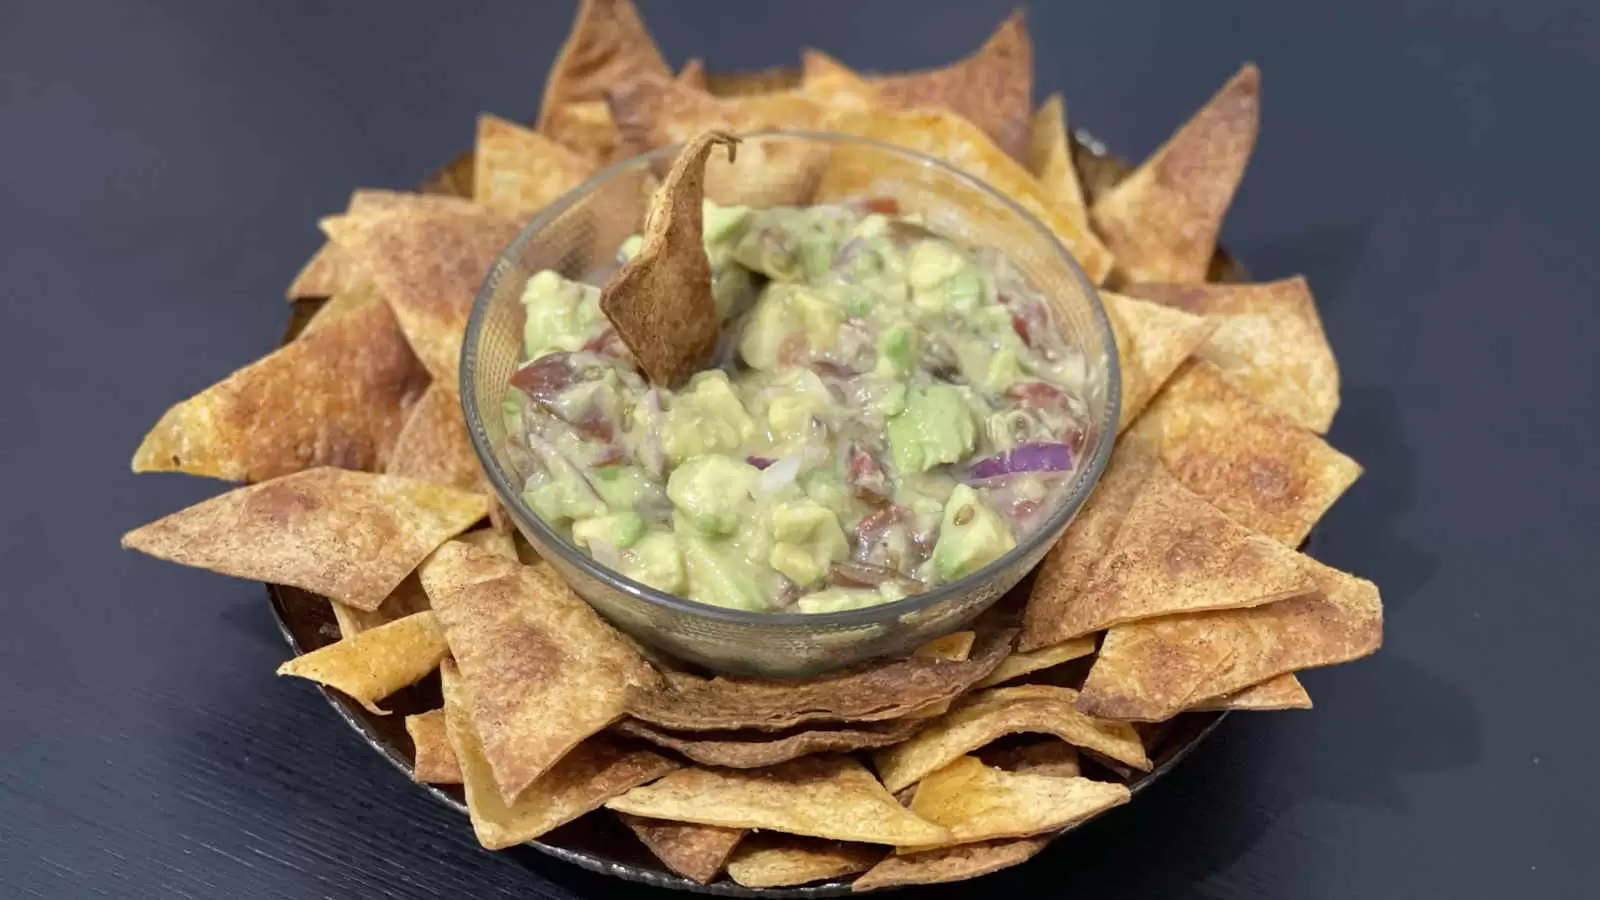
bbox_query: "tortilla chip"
[122,468,488,609]
[384,383,483,493]
[873,684,1149,793]
[605,756,952,846]
[727,834,883,888]
[705,65,803,97]
[1123,276,1340,432]
[406,709,462,783]
[975,637,1097,689]
[287,190,479,300]
[624,625,1015,731]
[613,717,925,769]
[1191,672,1311,711]
[852,835,1051,892]
[471,113,596,220]
[1091,64,1260,284]
[618,814,744,884]
[133,288,425,482]
[1102,291,1216,429]
[1127,359,1362,546]
[902,631,977,718]
[275,611,447,714]
[319,207,523,385]
[676,58,708,91]
[543,100,621,162]
[331,574,432,637]
[538,0,670,134]
[798,49,884,112]
[1027,94,1091,231]
[454,527,517,561]
[907,756,1130,848]
[420,151,477,199]
[420,541,660,802]
[607,74,828,149]
[1078,557,1381,721]
[820,108,1115,285]
[439,660,677,849]
[977,740,1081,778]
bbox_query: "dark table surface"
[5,1,1598,897]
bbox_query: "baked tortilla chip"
[319,206,523,385]
[331,575,431,637]
[903,630,977,718]
[133,287,425,481]
[472,113,596,219]
[874,684,1149,793]
[907,756,1130,848]
[1123,276,1340,432]
[537,0,670,140]
[543,100,621,162]
[1091,64,1260,284]
[275,611,447,714]
[1078,557,1381,720]
[1102,291,1217,429]
[420,541,661,802]
[978,740,1081,778]
[605,756,952,846]
[820,108,1115,285]
[122,468,488,609]
[421,151,477,199]
[1191,672,1311,711]
[1127,359,1362,546]
[624,625,1015,731]
[618,814,745,884]
[385,383,482,493]
[406,709,462,783]
[1027,94,1091,231]
[705,65,803,97]
[676,58,708,91]
[287,190,478,300]
[613,717,925,769]
[852,835,1051,892]
[440,660,677,849]
[727,835,883,889]
[599,131,737,386]
[975,637,1097,689]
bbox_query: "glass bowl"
[460,132,1120,676]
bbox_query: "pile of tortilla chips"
[121,0,1381,891]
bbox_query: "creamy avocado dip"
[504,198,1091,613]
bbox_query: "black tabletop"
[5,1,1597,897]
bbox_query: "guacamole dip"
[504,199,1091,613]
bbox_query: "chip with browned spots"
[607,73,829,151]
[1190,672,1312,712]
[330,576,431,637]
[420,150,477,199]
[276,611,447,714]
[727,834,883,889]
[537,0,671,150]
[704,65,803,97]
[851,834,1052,892]
[406,709,462,783]
[975,636,1097,689]
[121,468,488,609]
[1027,93,1092,232]
[977,739,1081,778]
[906,755,1131,849]
[1102,291,1217,429]
[287,190,479,300]
[613,717,926,769]
[1126,358,1362,546]
[472,113,596,220]
[1091,64,1260,284]
[618,814,745,884]
[133,286,425,482]
[420,540,661,802]
[1123,276,1341,432]
[385,383,483,493]
[903,630,978,718]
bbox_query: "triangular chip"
[420,151,477,199]
[472,113,596,219]
[1091,64,1260,284]
[406,709,462,783]
[618,814,745,884]
[598,131,737,386]
[1123,276,1340,432]
[1027,94,1092,232]
[440,660,677,849]
[542,100,621,163]
[613,717,925,769]
[537,0,671,141]
[385,383,483,493]
[605,756,952,847]
[676,57,708,91]
[903,630,978,718]
[851,835,1051,892]
[275,611,446,714]
[1078,556,1381,720]
[1103,291,1217,429]
[122,468,488,609]
[907,756,1130,848]
[704,65,802,97]
[1127,358,1361,546]
[727,834,883,889]
[1191,672,1311,711]
[607,74,829,150]
[420,541,660,802]
[320,206,523,385]
[975,636,1097,689]
[874,684,1149,793]
[287,190,479,300]
[133,287,426,481]
[330,575,430,637]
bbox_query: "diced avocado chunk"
[931,484,1015,581]
[765,368,832,438]
[703,200,752,249]
[571,511,646,549]
[590,465,658,511]
[886,385,976,474]
[952,334,1027,393]
[618,531,684,594]
[524,470,607,524]
[666,455,758,536]
[789,286,843,352]
[739,287,801,371]
[661,371,757,464]
[876,325,915,379]
[801,467,853,520]
[793,583,904,614]
[767,500,848,587]
[520,270,605,360]
[680,532,768,611]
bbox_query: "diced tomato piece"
[861,196,900,216]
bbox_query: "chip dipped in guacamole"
[503,198,1092,613]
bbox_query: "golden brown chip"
[727,834,883,889]
[275,611,447,714]
[1123,276,1340,432]
[319,206,523,385]
[133,287,425,482]
[1102,291,1217,429]
[454,527,517,561]
[977,740,1081,778]
[607,74,829,150]
[537,0,670,144]
[907,756,1130,848]
[406,709,462,783]
[704,65,803,97]
[420,541,661,802]
[598,131,737,386]
[1027,94,1091,231]
[543,100,622,162]
[1127,359,1362,546]
[904,630,978,718]
[605,756,952,846]
[1078,556,1381,721]
[384,383,483,493]
[820,107,1115,285]
[618,814,745,884]
[472,113,596,220]
[122,468,488,609]
[1191,672,1311,711]
[331,574,432,637]
[975,637,1097,689]
[287,190,479,300]
[613,717,926,769]
[440,660,677,849]
[676,57,708,91]
[1091,64,1260,284]
[874,684,1149,793]
[851,835,1051,892]
[420,151,477,199]
[798,49,883,112]
[624,625,1015,732]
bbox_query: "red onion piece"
[967,442,1074,481]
